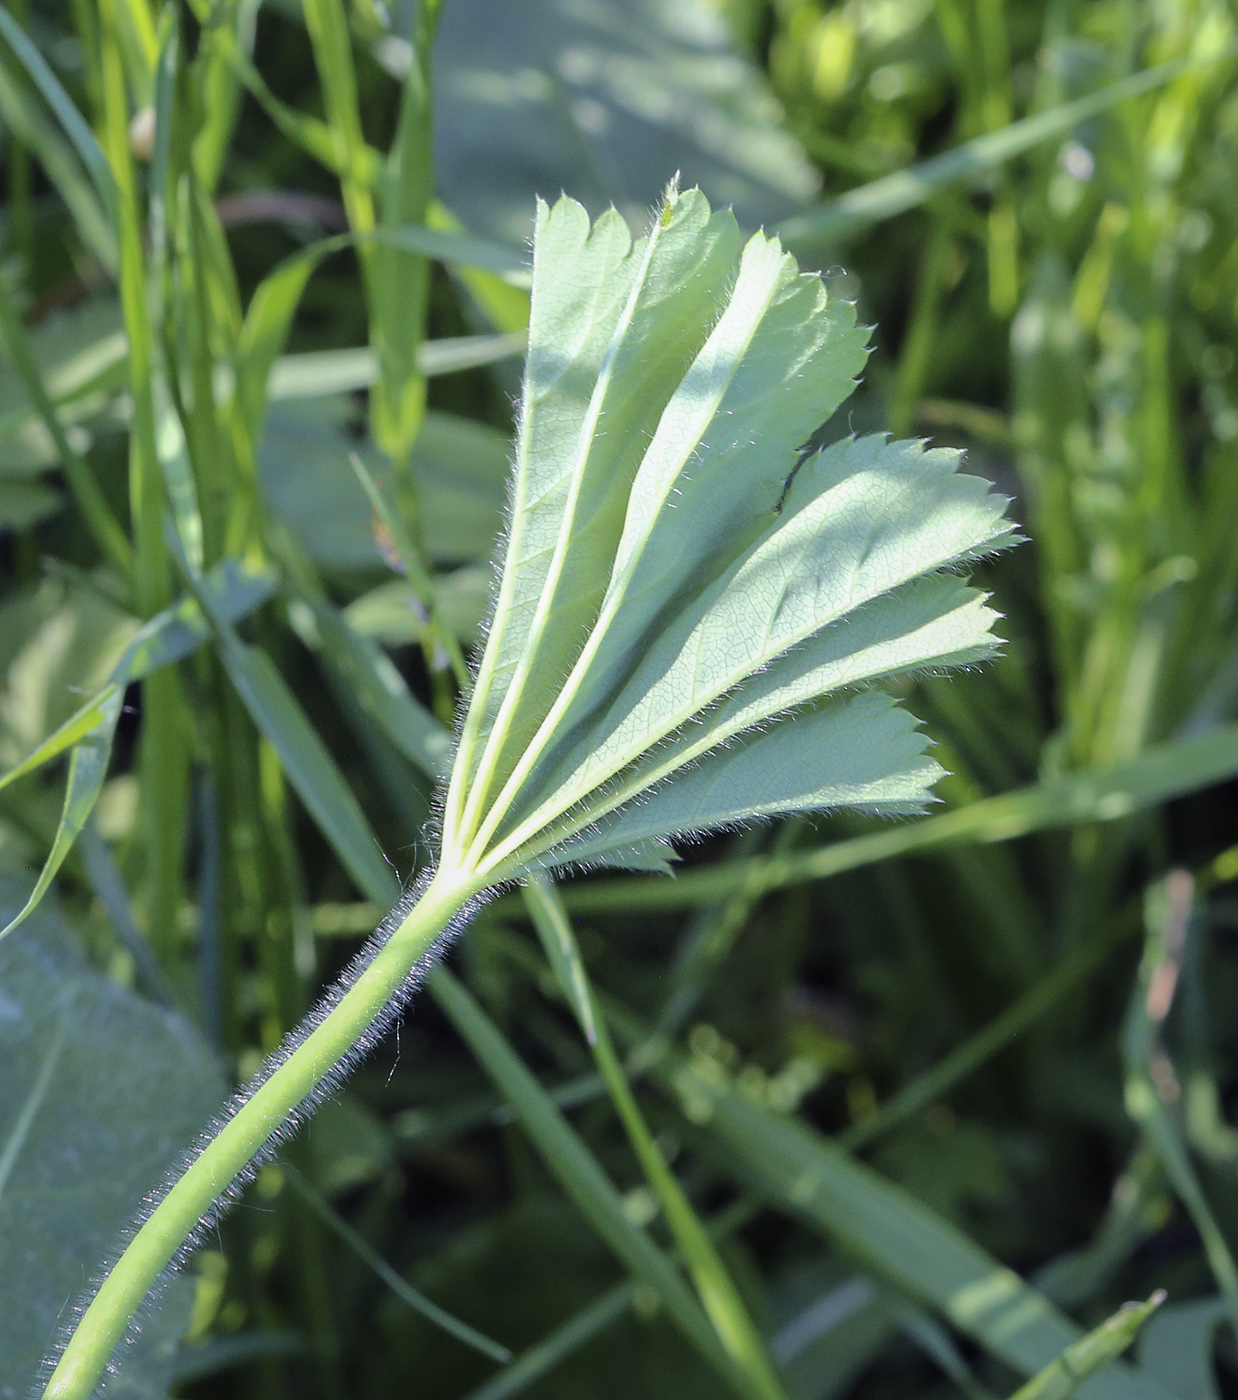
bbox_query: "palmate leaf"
[43,188,1015,1399]
[440,185,1015,884]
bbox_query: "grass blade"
[612,1013,1183,1400]
[1122,873,1238,1338]
[523,875,788,1400]
[283,1165,512,1363]
[459,1283,635,1400]
[0,273,133,580]
[775,49,1238,251]
[1009,1295,1165,1400]
[426,965,752,1397]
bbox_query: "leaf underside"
[441,186,1016,879]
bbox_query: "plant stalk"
[41,866,482,1400]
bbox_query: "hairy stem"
[42,866,481,1400]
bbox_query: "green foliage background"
[3,0,1238,1396]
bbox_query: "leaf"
[524,875,788,1399]
[428,967,747,1394]
[206,632,395,903]
[558,695,941,869]
[775,50,1238,256]
[290,593,452,779]
[0,878,224,1397]
[1136,1297,1226,1400]
[554,719,1238,914]
[265,332,525,401]
[437,187,1013,883]
[0,11,117,273]
[431,0,819,247]
[0,563,275,940]
[1009,1295,1165,1400]
[260,399,511,569]
[632,1023,1181,1400]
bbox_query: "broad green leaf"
[556,695,939,869]
[447,190,741,821]
[0,879,223,1396]
[261,399,510,569]
[431,0,819,247]
[436,188,1012,883]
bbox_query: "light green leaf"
[1009,1295,1165,1400]
[261,399,510,569]
[551,694,940,869]
[266,332,524,401]
[207,632,395,903]
[432,0,819,247]
[447,190,741,820]
[0,12,117,272]
[290,594,452,779]
[554,720,1238,915]
[0,880,223,1396]
[436,188,1012,883]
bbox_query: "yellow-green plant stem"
[41,865,482,1400]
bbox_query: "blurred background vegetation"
[3,0,1238,1397]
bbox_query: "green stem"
[42,866,481,1400]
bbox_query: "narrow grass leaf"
[524,875,789,1400]
[1137,1297,1227,1400]
[1123,875,1238,1338]
[0,564,273,939]
[1008,1295,1165,1400]
[427,965,750,1396]
[291,594,452,780]
[208,630,396,903]
[775,49,1238,252]
[459,1284,635,1400]
[647,1043,1180,1400]
[284,1165,511,1362]
[0,5,114,206]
